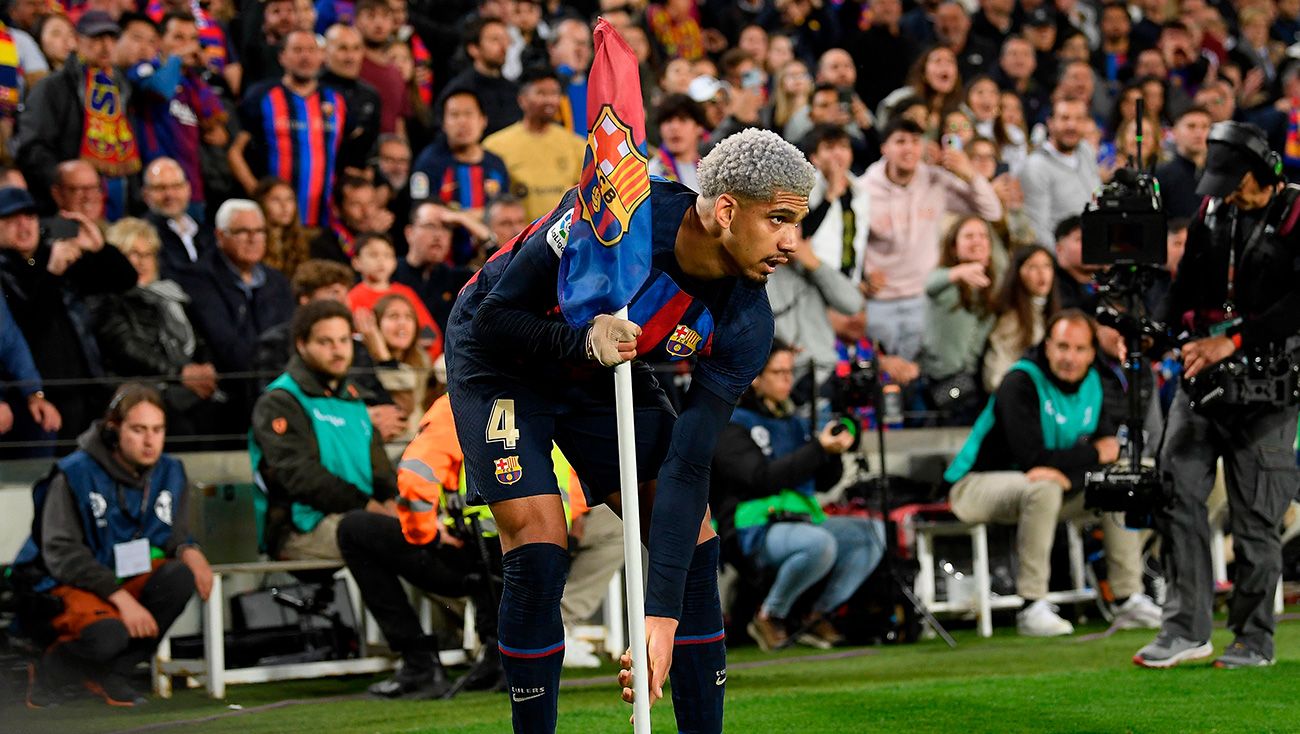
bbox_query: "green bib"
[250,373,375,536]
[733,489,827,530]
[944,359,1101,484]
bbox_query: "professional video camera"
[1080,103,1172,528]
[1185,343,1300,412]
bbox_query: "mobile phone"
[942,133,963,152]
[741,68,764,91]
[994,162,1010,177]
[43,216,79,242]
[838,88,853,114]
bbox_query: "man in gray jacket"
[1020,97,1102,248]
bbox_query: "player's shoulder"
[721,280,774,340]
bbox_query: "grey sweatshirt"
[769,260,865,387]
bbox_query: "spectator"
[18,12,140,219]
[131,13,227,218]
[0,295,61,449]
[249,300,398,560]
[483,66,584,222]
[967,136,1036,251]
[863,117,1002,361]
[1050,215,1103,314]
[142,158,213,279]
[944,310,1160,636]
[646,0,704,61]
[0,186,135,445]
[355,293,432,441]
[994,36,1049,128]
[441,16,519,137]
[970,0,1020,51]
[771,59,812,136]
[935,0,998,82]
[879,45,963,132]
[482,193,527,258]
[1021,97,1101,248]
[233,0,297,89]
[253,258,403,440]
[353,0,409,137]
[920,216,999,423]
[35,14,76,76]
[338,394,505,699]
[90,217,221,437]
[50,160,107,227]
[850,0,920,110]
[346,232,443,356]
[254,177,312,280]
[16,384,211,707]
[983,244,1057,392]
[410,88,509,262]
[1154,105,1211,219]
[145,0,233,82]
[386,39,436,151]
[320,24,383,176]
[1093,1,1139,87]
[648,94,706,190]
[395,201,474,331]
[801,124,869,284]
[376,134,412,194]
[174,199,293,426]
[502,0,547,81]
[711,340,886,651]
[549,17,592,136]
[1023,8,1059,92]
[230,30,347,229]
[312,176,396,262]
[966,75,1026,169]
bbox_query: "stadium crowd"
[2,0,1296,710]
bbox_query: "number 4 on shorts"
[486,398,520,449]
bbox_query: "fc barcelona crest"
[667,324,703,357]
[578,105,651,248]
[494,456,524,485]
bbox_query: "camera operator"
[944,310,1159,636]
[1135,122,1300,670]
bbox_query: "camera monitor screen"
[1081,207,1167,266]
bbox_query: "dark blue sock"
[498,542,570,734]
[669,537,726,734]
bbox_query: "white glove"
[585,314,642,367]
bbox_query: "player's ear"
[714,193,738,230]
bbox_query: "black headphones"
[1208,122,1284,181]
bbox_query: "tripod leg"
[891,569,958,647]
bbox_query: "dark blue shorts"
[449,376,676,507]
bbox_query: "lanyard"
[116,474,153,534]
[1223,197,1276,315]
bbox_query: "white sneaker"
[1114,593,1163,630]
[562,633,601,668]
[1016,599,1075,637]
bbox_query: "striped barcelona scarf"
[1286,99,1300,169]
[80,66,141,177]
[0,24,19,116]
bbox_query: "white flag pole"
[614,304,652,733]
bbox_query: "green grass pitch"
[6,615,1299,733]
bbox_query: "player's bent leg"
[668,513,726,734]
[492,495,572,734]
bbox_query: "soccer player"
[444,128,816,734]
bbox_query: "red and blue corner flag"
[557,19,653,329]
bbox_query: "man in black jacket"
[0,187,136,447]
[1137,123,1300,669]
[943,310,1158,637]
[250,301,398,560]
[1153,106,1211,220]
[174,199,293,430]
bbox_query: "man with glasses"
[175,199,293,425]
[142,157,214,278]
[50,160,107,226]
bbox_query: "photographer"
[944,310,1159,637]
[711,341,886,652]
[1135,122,1300,670]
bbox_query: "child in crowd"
[347,232,442,360]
